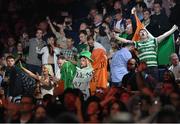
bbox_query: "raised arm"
[156,25,178,43]
[131,7,155,39]
[20,61,40,80]
[114,33,133,44]
[46,16,57,34]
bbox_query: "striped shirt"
[134,38,158,67]
[61,47,78,61]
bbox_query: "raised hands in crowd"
[0,0,180,123]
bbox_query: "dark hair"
[89,6,98,12]
[113,0,121,5]
[127,58,137,67]
[108,100,128,114]
[33,105,50,123]
[115,9,122,15]
[66,35,74,42]
[163,69,179,92]
[34,104,46,111]
[57,54,66,60]
[60,88,82,104]
[47,45,54,56]
[84,96,103,122]
[43,94,53,103]
[47,35,57,56]
[103,14,111,20]
[154,0,162,7]
[139,28,148,33]
[48,33,56,38]
[99,26,107,36]
[86,27,94,36]
[140,94,152,104]
[36,28,43,32]
[6,55,15,61]
[136,1,147,9]
[21,94,36,105]
[87,35,94,41]
[79,30,87,36]
[163,69,176,82]
[143,8,151,14]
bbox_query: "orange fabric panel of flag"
[132,14,144,41]
[90,48,108,95]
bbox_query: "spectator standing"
[1,55,22,98]
[142,8,154,34]
[13,42,27,68]
[113,9,126,36]
[150,1,171,37]
[110,43,132,87]
[169,0,180,27]
[93,14,103,29]
[37,20,51,43]
[61,36,78,65]
[96,23,111,54]
[25,28,46,74]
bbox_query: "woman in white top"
[36,35,61,79]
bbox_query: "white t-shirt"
[72,66,93,100]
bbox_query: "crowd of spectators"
[0,0,180,123]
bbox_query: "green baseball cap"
[79,51,93,62]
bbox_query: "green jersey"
[134,38,158,67]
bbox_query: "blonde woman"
[20,61,55,98]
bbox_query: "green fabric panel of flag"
[157,34,175,66]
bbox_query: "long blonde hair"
[42,64,54,76]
